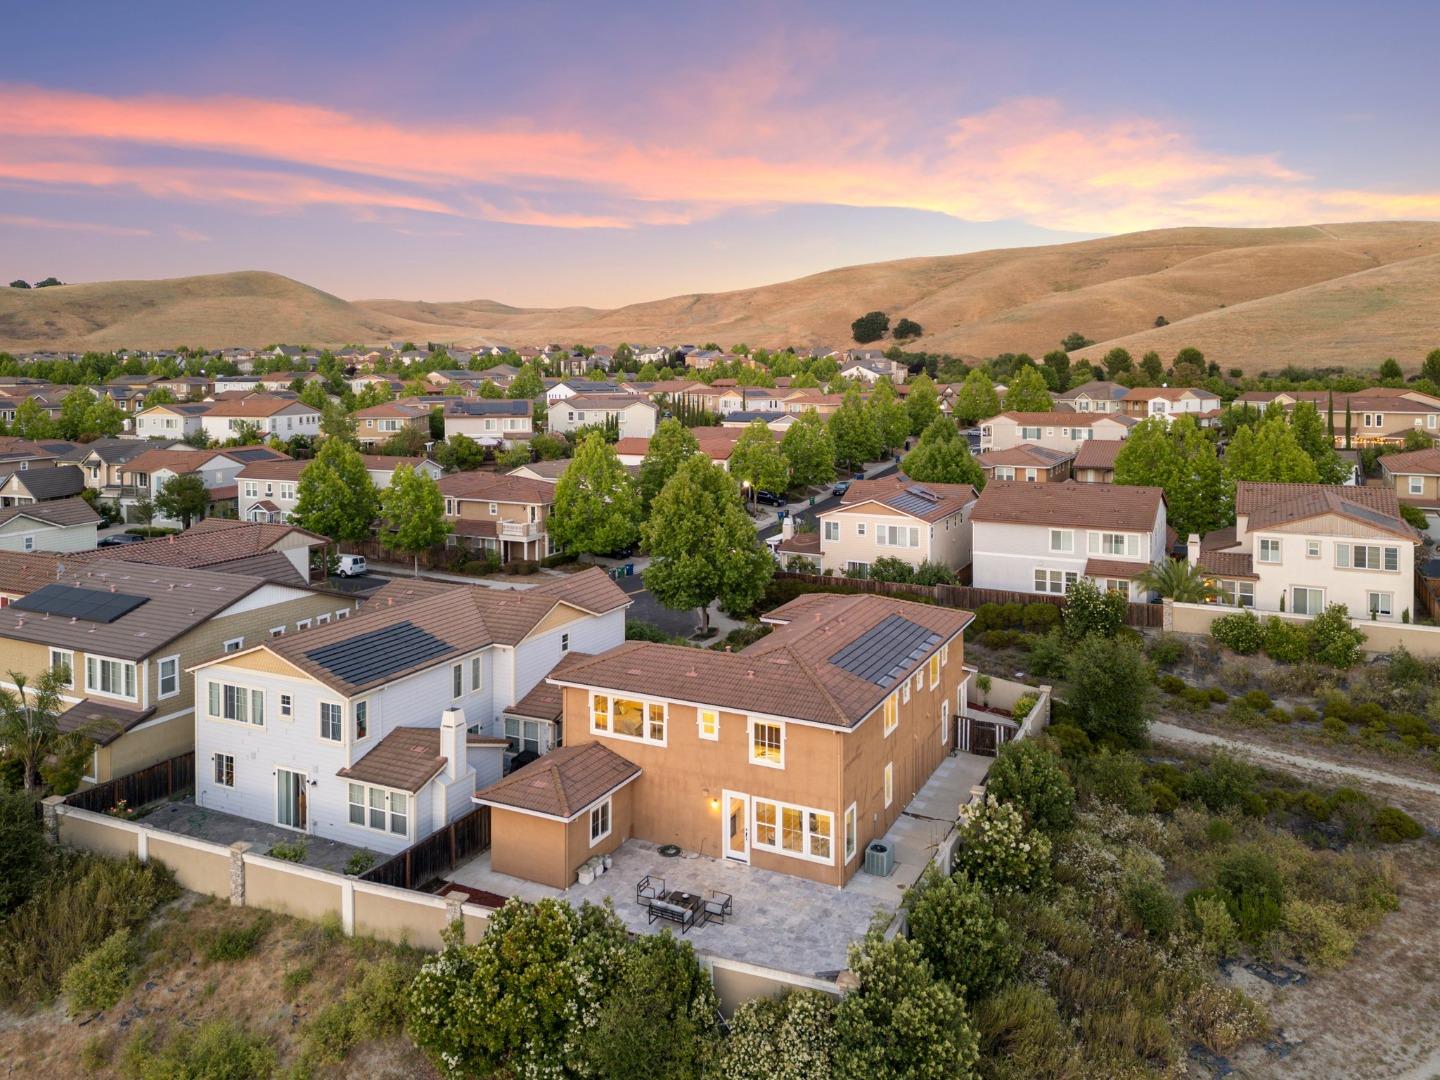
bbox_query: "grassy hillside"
[5,221,1440,371]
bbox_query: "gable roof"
[78,519,327,570]
[1379,447,1440,477]
[1073,439,1125,469]
[204,395,317,418]
[8,465,85,500]
[337,727,450,793]
[992,411,1136,428]
[972,480,1164,531]
[829,475,976,522]
[0,497,100,530]
[550,592,970,730]
[1236,482,1418,539]
[1057,380,1127,401]
[475,743,641,820]
[121,448,221,476]
[437,471,555,504]
[975,444,1074,468]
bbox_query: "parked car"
[755,490,787,507]
[831,480,851,497]
[336,554,368,577]
[97,533,149,548]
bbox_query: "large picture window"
[1336,544,1399,572]
[208,682,263,726]
[348,783,407,837]
[589,693,666,745]
[752,798,833,864]
[86,655,137,700]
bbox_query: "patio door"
[276,768,307,831]
[723,790,749,863]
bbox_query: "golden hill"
[4,222,1439,371]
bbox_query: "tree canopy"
[905,372,942,435]
[728,420,791,496]
[902,418,984,488]
[779,410,836,489]
[1002,365,1052,412]
[549,433,641,556]
[850,311,890,344]
[1113,416,1232,538]
[1224,414,1321,484]
[955,369,1000,425]
[637,418,700,514]
[829,386,884,469]
[154,473,210,529]
[379,464,450,574]
[291,438,380,542]
[867,380,910,451]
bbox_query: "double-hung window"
[1258,538,1282,564]
[1049,529,1074,553]
[1089,532,1139,558]
[697,709,719,740]
[505,716,544,755]
[209,682,263,725]
[929,652,941,689]
[749,719,784,767]
[354,700,369,740]
[1034,568,1077,594]
[452,664,463,698]
[86,655,137,700]
[348,783,407,837]
[49,648,73,688]
[882,693,898,736]
[320,702,343,741]
[1368,591,1394,618]
[823,520,840,541]
[1337,544,1399,572]
[876,524,919,548]
[157,655,180,698]
[1411,476,1426,495]
[213,754,234,787]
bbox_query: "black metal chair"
[702,889,733,926]
[636,874,664,906]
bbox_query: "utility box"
[864,841,894,877]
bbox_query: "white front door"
[723,790,749,863]
[276,768,308,831]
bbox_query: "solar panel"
[828,614,941,687]
[304,621,452,686]
[889,491,941,515]
[1341,501,1402,530]
[11,583,148,623]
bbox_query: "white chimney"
[440,708,466,780]
[781,515,795,541]
[1186,533,1201,567]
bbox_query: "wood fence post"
[449,824,458,869]
[405,850,413,889]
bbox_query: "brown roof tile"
[338,727,449,792]
[1236,482,1416,539]
[1380,447,1440,476]
[438,471,555,504]
[994,411,1135,427]
[972,480,1163,531]
[1073,440,1124,469]
[832,475,976,522]
[78,519,326,570]
[975,444,1074,468]
[475,742,640,819]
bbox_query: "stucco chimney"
[1186,533,1201,567]
[781,515,794,541]
[440,708,466,780]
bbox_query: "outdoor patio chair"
[635,874,665,906]
[702,889,733,926]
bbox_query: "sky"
[3,1,1439,307]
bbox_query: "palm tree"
[0,667,70,793]
[1135,558,1217,603]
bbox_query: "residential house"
[439,472,557,563]
[441,399,535,447]
[978,411,1134,453]
[974,445,1073,484]
[134,402,213,439]
[69,438,180,496]
[546,380,622,404]
[238,456,442,524]
[477,591,972,889]
[116,449,261,524]
[1055,380,1129,413]
[1193,482,1420,619]
[1120,387,1223,424]
[1234,389,1440,447]
[348,373,406,397]
[971,481,1168,599]
[1072,439,1124,483]
[1380,446,1440,535]
[614,426,758,471]
[0,498,101,553]
[190,569,629,853]
[198,396,322,444]
[354,402,431,449]
[548,395,658,441]
[0,562,354,785]
[839,357,906,383]
[81,519,331,584]
[806,475,977,577]
[0,464,87,507]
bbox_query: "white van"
[336,554,368,578]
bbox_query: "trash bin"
[808,496,815,507]
[625,563,634,577]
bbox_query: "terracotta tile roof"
[337,727,456,792]
[1073,439,1124,469]
[204,395,317,418]
[205,550,309,586]
[1084,558,1147,579]
[475,742,641,819]
[121,448,215,475]
[972,480,1163,531]
[354,402,429,419]
[994,411,1135,428]
[237,455,430,482]
[79,519,327,570]
[1195,550,1257,580]
[1057,380,1127,401]
[56,698,156,745]
[975,444,1074,468]
[438,471,554,504]
[1236,482,1416,539]
[775,530,822,556]
[831,475,976,522]
[561,394,656,411]
[551,592,970,729]
[1379,448,1440,476]
[0,497,99,529]
[1120,387,1220,401]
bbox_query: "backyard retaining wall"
[1166,600,1440,657]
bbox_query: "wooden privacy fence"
[65,752,194,813]
[773,572,1164,628]
[362,805,492,890]
[1416,571,1440,624]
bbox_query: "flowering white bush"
[721,989,837,1080]
[953,796,1052,896]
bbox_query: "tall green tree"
[637,418,699,513]
[955,369,1000,424]
[1224,415,1320,484]
[1113,416,1232,538]
[11,398,54,440]
[1066,633,1155,747]
[291,438,380,542]
[1422,348,1440,387]
[868,380,910,451]
[1103,347,1133,377]
[729,420,791,496]
[57,388,98,440]
[154,473,210,529]
[642,456,773,634]
[83,395,127,437]
[904,372,942,435]
[1289,401,1349,484]
[549,433,641,556]
[902,418,984,488]
[507,361,544,400]
[379,464,451,575]
[779,409,836,489]
[829,386,883,470]
[1139,351,1165,383]
[1002,365,1052,412]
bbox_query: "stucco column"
[41,795,66,843]
[443,889,467,930]
[1162,597,1174,632]
[228,841,252,907]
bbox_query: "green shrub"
[205,917,268,963]
[1206,818,1235,844]
[1225,699,1259,726]
[986,739,1075,833]
[1309,603,1367,668]
[1321,715,1349,738]
[1387,645,1428,685]
[61,928,134,1015]
[1208,687,1229,704]
[268,840,306,863]
[1291,705,1318,724]
[1011,693,1039,721]
[1021,603,1061,633]
[1215,848,1285,946]
[1027,630,1069,678]
[1241,689,1272,711]
[1179,686,1214,710]
[905,868,1019,1001]
[1261,616,1309,663]
[0,789,49,917]
[121,1020,276,1080]
[1062,578,1126,640]
[281,963,315,999]
[1211,609,1263,654]
[1146,634,1188,668]
[1045,722,1091,760]
[1157,674,1186,695]
[1373,806,1424,843]
[1187,890,1240,958]
[300,956,415,1067]
[979,629,1028,650]
[1077,747,1150,813]
[1281,899,1355,968]
[344,850,376,876]
[1319,689,1353,721]
[1126,878,1178,939]
[1297,791,1332,822]
[1147,781,1179,814]
[1265,707,1292,725]
[953,797,1052,896]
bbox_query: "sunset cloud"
[1,82,1437,237]
[0,212,151,237]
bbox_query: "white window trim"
[319,700,344,742]
[354,698,370,741]
[85,653,139,702]
[156,653,181,699]
[1258,538,1282,564]
[49,647,74,689]
[883,762,894,808]
[212,752,235,788]
[589,798,613,846]
[844,802,858,864]
[222,636,245,653]
[750,797,834,865]
[279,693,293,718]
[940,699,950,746]
[206,681,264,727]
[589,691,669,747]
[697,708,720,741]
[747,716,785,769]
[1368,591,1394,618]
[346,781,410,839]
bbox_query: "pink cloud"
[0,212,151,237]
[0,84,1437,234]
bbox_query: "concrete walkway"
[1152,721,1440,797]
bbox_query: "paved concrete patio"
[141,798,375,874]
[447,750,993,977]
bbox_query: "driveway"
[756,461,899,541]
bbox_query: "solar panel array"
[11,583,149,623]
[1340,500,1402,530]
[305,621,453,686]
[889,490,943,515]
[827,614,941,687]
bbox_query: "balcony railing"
[497,520,542,540]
